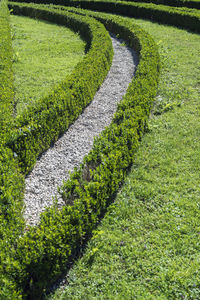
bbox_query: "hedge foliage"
[2,3,160,298]
[66,0,199,33]
[63,0,200,33]
[0,2,113,298]
[1,0,198,297]
[11,0,200,33]
[0,145,25,300]
[0,0,14,142]
[0,3,24,298]
[89,0,200,9]
[7,3,113,174]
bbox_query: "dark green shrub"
[102,0,200,9]
[4,6,160,298]
[13,0,200,33]
[0,3,113,298]
[0,0,14,143]
[3,0,198,297]
[0,144,25,300]
[62,0,200,33]
[7,3,113,174]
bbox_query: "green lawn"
[11,15,86,115]
[47,18,200,300]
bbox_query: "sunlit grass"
[48,18,200,300]
[132,19,200,115]
[11,15,86,115]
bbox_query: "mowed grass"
[48,18,200,300]
[10,15,86,115]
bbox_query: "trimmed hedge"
[3,0,199,297]
[0,3,113,298]
[90,0,200,10]
[7,3,113,174]
[0,145,24,239]
[0,0,14,143]
[62,0,200,33]
[4,6,160,298]
[0,145,25,300]
[1,0,199,298]
[0,3,24,297]
[11,0,200,33]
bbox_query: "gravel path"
[24,34,138,226]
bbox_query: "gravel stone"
[24,34,138,226]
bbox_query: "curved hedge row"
[12,0,200,33]
[7,3,113,174]
[3,3,160,298]
[0,0,14,142]
[0,3,25,298]
[66,0,200,33]
[0,3,113,298]
[91,0,200,10]
[9,0,200,10]
[2,0,198,297]
[0,145,25,300]
[63,0,200,33]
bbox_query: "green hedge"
[90,0,200,10]
[7,3,113,174]
[0,3,113,298]
[11,0,200,33]
[0,147,25,300]
[0,3,24,297]
[0,0,15,143]
[0,2,24,298]
[4,7,160,298]
[62,0,200,33]
[1,0,199,298]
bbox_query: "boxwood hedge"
[2,2,160,298]
[0,2,113,298]
[0,3,25,298]
[7,3,113,174]
[63,0,200,33]
[11,0,200,33]
[106,0,200,9]
[0,0,14,142]
[2,0,198,297]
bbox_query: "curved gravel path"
[24,34,138,226]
